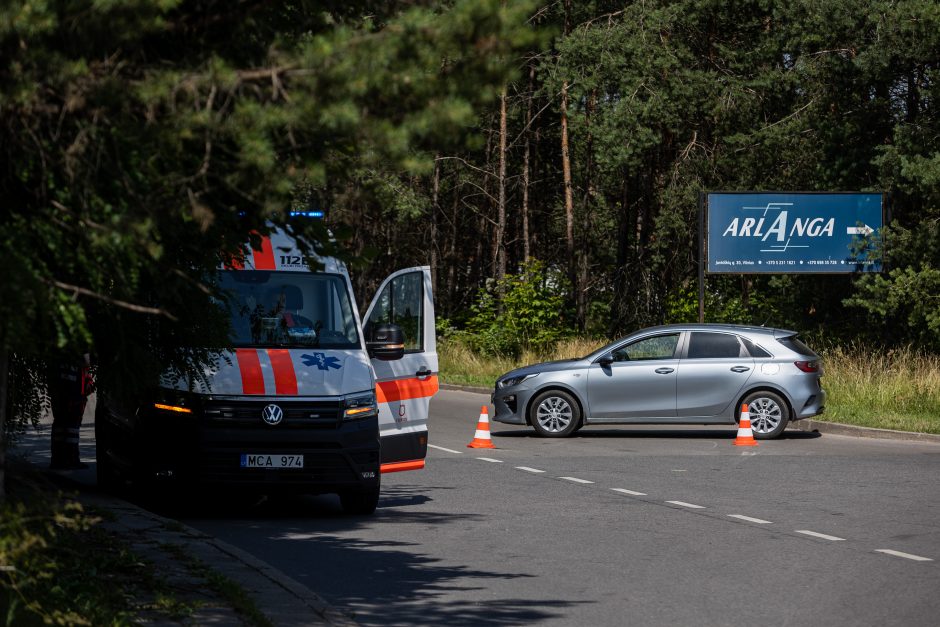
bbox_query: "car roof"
[631,323,797,337]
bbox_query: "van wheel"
[739,391,789,440]
[340,488,380,515]
[529,390,581,438]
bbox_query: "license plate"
[240,454,304,469]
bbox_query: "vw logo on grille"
[261,404,284,426]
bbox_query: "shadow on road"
[155,485,588,626]
[492,427,822,440]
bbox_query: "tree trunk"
[560,79,575,271]
[430,156,441,298]
[522,63,535,263]
[495,85,508,287]
[576,89,597,331]
[0,347,9,503]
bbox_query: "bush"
[460,260,571,357]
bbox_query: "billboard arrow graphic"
[846,224,874,235]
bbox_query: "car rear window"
[776,335,816,357]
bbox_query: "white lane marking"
[728,514,773,524]
[666,501,706,509]
[795,530,845,541]
[875,549,933,562]
[611,488,646,496]
[671,469,687,472]
[559,476,594,484]
[477,457,502,463]
[516,466,546,474]
[428,444,462,454]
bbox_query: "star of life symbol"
[262,404,284,426]
[301,352,342,371]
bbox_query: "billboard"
[705,192,884,274]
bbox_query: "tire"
[529,389,581,438]
[340,487,380,515]
[739,390,790,440]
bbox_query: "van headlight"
[343,393,378,420]
[497,373,538,389]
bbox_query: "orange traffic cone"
[733,403,758,447]
[467,406,496,449]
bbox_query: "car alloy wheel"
[740,390,789,440]
[530,390,581,438]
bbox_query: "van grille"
[202,400,342,429]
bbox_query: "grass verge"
[0,464,193,626]
[439,338,940,435]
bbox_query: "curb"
[795,419,940,444]
[440,383,491,394]
[439,383,940,445]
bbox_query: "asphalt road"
[181,389,940,626]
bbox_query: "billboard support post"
[698,191,705,323]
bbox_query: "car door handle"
[415,368,433,378]
[730,366,751,373]
[654,367,674,375]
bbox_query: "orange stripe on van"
[375,375,439,404]
[381,459,425,473]
[235,349,265,395]
[266,349,298,395]
[252,234,276,270]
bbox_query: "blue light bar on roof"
[290,210,325,219]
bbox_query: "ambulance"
[95,226,438,514]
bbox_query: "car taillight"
[794,360,819,373]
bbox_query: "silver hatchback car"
[492,324,825,439]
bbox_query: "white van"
[95,227,438,514]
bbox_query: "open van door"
[363,266,438,472]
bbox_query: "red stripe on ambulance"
[375,375,439,404]
[235,349,265,395]
[253,235,276,270]
[266,349,298,395]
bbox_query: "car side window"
[686,332,747,359]
[611,333,680,362]
[741,336,772,358]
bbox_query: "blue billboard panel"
[706,192,884,274]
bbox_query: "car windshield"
[219,271,359,348]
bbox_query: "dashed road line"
[795,530,845,541]
[516,466,546,474]
[875,549,933,562]
[610,488,646,496]
[431,441,934,564]
[666,501,706,509]
[428,444,463,454]
[728,514,773,524]
[559,476,594,484]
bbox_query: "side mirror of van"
[367,324,405,361]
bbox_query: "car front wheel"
[529,390,581,438]
[739,391,789,440]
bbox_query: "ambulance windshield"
[219,271,359,348]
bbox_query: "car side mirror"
[367,323,405,361]
[597,354,614,368]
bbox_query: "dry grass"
[439,338,940,434]
[818,345,940,434]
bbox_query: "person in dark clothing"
[49,354,94,469]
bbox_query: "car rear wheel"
[529,390,581,438]
[739,391,789,440]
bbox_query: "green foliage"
[845,221,940,350]
[0,473,139,625]
[0,1,535,433]
[461,259,570,357]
